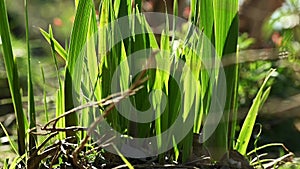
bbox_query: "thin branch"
[43,126,88,132]
[263,152,294,169]
[28,132,58,157]
[42,85,145,130]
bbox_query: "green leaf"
[48,25,66,140]
[41,67,49,122]
[200,0,214,40]
[213,0,238,58]
[112,144,134,169]
[9,154,26,169]
[200,0,238,160]
[25,0,37,152]
[79,5,100,139]
[203,0,239,160]
[56,87,65,140]
[0,0,26,155]
[235,69,275,155]
[40,28,67,60]
[0,122,18,155]
[64,0,94,138]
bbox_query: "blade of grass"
[100,0,126,132]
[113,0,121,17]
[223,15,239,151]
[181,41,202,163]
[74,0,79,9]
[200,0,214,40]
[171,0,178,45]
[117,0,132,133]
[65,0,94,139]
[213,1,238,59]
[48,25,66,140]
[204,0,239,160]
[172,136,180,161]
[135,0,142,12]
[197,0,214,136]
[86,3,99,100]
[40,28,67,60]
[154,27,171,162]
[41,67,49,122]
[56,88,65,140]
[189,0,199,25]
[189,0,212,137]
[8,154,26,169]
[3,159,8,169]
[24,0,37,153]
[112,144,134,169]
[229,47,239,149]
[116,0,132,18]
[235,69,275,155]
[0,123,26,168]
[0,122,18,155]
[129,8,156,139]
[0,0,26,155]
[79,0,99,140]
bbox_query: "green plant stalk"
[0,0,26,155]
[219,13,239,156]
[171,24,200,163]
[229,48,239,149]
[119,0,137,137]
[171,0,178,46]
[131,8,155,140]
[192,0,214,134]
[130,12,160,141]
[204,0,239,161]
[112,144,134,169]
[168,4,184,162]
[56,88,66,140]
[25,0,37,153]
[81,4,101,138]
[48,25,66,140]
[40,28,67,60]
[64,0,94,139]
[74,0,79,9]
[80,6,98,140]
[200,0,214,129]
[155,28,171,163]
[41,67,49,122]
[7,154,26,169]
[3,159,8,169]
[253,124,263,168]
[98,0,137,135]
[100,0,123,132]
[190,0,200,25]
[0,122,18,155]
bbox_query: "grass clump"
[0,0,293,168]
